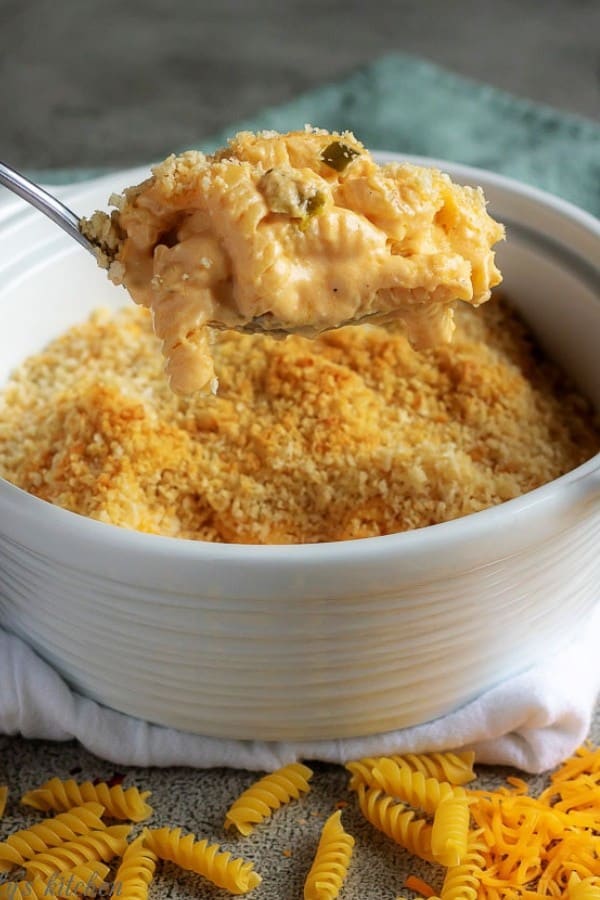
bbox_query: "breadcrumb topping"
[0,296,597,544]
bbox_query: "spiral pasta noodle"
[431,792,471,867]
[303,810,354,900]
[21,779,152,822]
[0,878,48,900]
[44,861,110,898]
[0,881,40,900]
[224,763,313,836]
[392,752,476,786]
[144,827,261,895]
[355,785,434,863]
[0,863,108,900]
[110,833,157,900]
[0,804,106,872]
[345,758,380,792]
[346,752,475,792]
[0,787,7,820]
[438,831,486,900]
[371,758,464,815]
[23,826,131,880]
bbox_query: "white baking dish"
[0,156,598,741]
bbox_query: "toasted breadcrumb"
[0,296,597,544]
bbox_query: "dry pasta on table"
[224,763,313,836]
[303,810,354,900]
[21,780,152,823]
[0,745,600,897]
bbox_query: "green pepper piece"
[305,192,327,216]
[321,141,360,172]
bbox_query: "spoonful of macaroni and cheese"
[81,129,504,393]
[4,128,505,395]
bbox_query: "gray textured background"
[1,0,599,171]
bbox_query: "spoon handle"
[0,160,95,254]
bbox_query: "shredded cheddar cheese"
[350,744,600,899]
[405,874,437,897]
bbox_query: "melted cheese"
[86,128,504,393]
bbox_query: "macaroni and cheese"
[82,128,504,393]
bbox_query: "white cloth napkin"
[1,607,599,774]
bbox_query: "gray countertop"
[2,703,599,900]
[1,0,599,170]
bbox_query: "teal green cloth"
[38,53,600,217]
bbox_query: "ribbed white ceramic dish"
[0,155,599,741]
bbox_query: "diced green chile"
[305,192,327,216]
[260,168,326,219]
[321,141,361,172]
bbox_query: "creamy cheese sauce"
[85,128,504,393]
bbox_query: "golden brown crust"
[0,296,597,544]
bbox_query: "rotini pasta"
[438,830,486,900]
[110,833,157,900]
[371,758,464,815]
[21,779,152,822]
[354,785,434,863]
[5,743,600,900]
[345,758,381,792]
[431,792,471,867]
[43,861,110,898]
[0,786,7,820]
[144,827,261,895]
[23,826,131,880]
[224,763,313,836]
[303,810,354,900]
[83,130,504,394]
[0,863,108,900]
[391,752,476,786]
[0,878,48,900]
[0,804,106,871]
[346,752,476,792]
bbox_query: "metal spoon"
[0,160,98,256]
